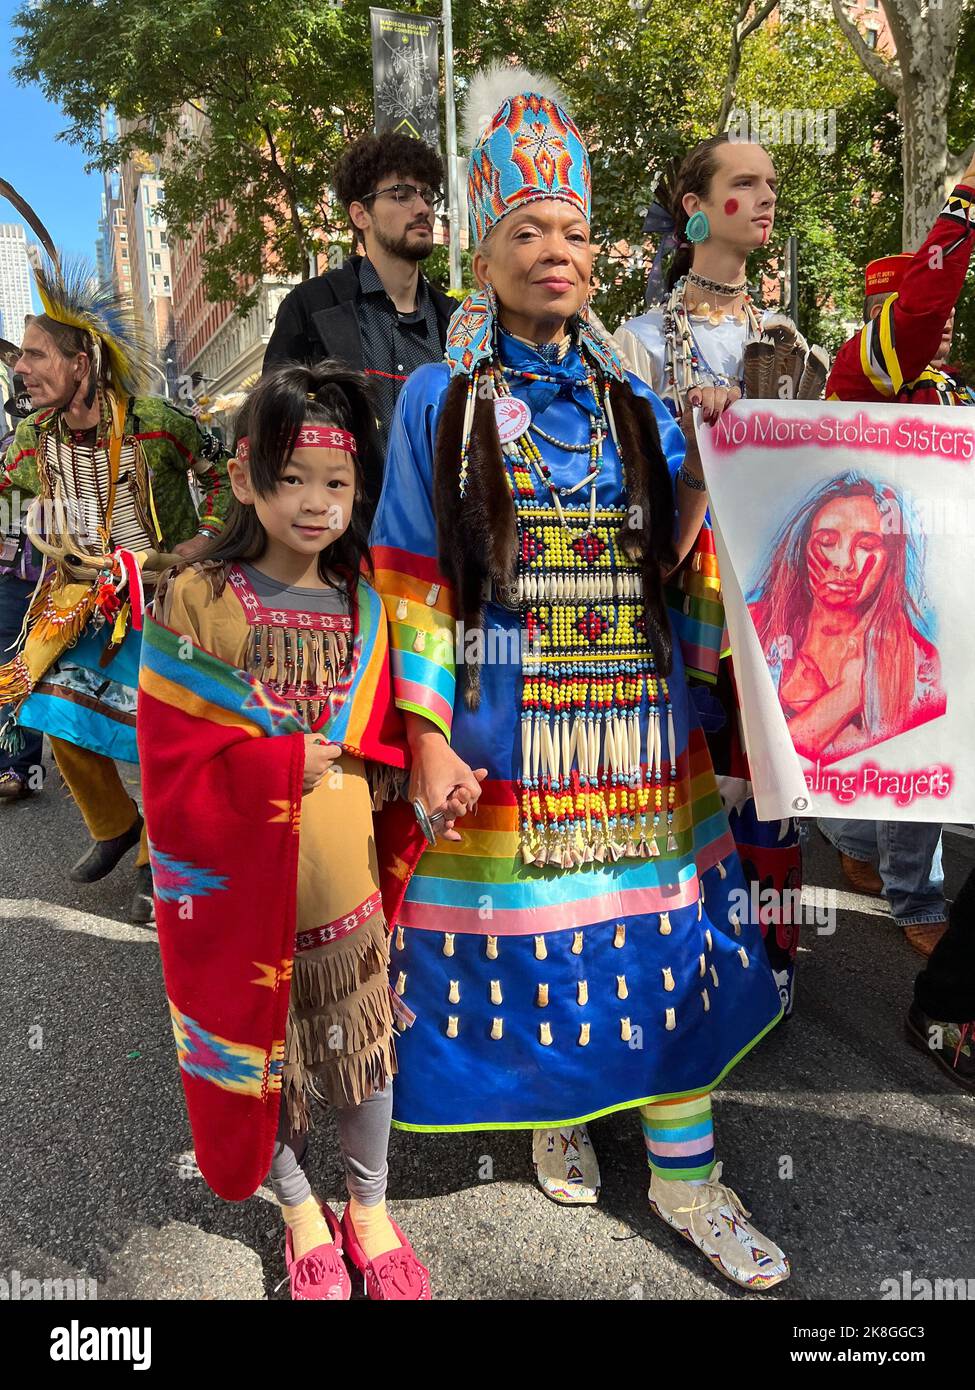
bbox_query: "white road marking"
[0,897,157,944]
[804,884,892,918]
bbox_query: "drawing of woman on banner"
[748,472,946,765]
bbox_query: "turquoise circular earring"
[685,210,711,244]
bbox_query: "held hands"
[409,728,487,843]
[302,736,342,795]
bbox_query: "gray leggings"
[267,1082,393,1209]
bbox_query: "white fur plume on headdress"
[461,64,573,150]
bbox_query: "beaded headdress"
[445,65,624,385]
[463,65,591,245]
[31,254,152,400]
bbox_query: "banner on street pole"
[370,8,440,149]
[698,399,975,822]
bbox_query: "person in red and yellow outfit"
[827,156,975,407]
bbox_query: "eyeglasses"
[361,182,442,210]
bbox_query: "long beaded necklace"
[494,359,606,531]
[59,392,116,550]
[483,346,679,865]
[528,421,590,453]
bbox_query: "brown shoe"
[838,851,883,896]
[0,770,31,801]
[903,920,948,959]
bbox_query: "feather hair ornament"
[30,253,153,399]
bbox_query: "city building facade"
[116,118,174,365]
[166,103,299,426]
[170,214,297,423]
[95,147,132,306]
[0,223,34,344]
[848,0,895,56]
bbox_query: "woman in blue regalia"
[371,65,789,1290]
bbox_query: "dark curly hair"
[334,132,443,209]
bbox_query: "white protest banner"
[698,399,975,822]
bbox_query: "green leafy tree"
[17,0,969,370]
[734,14,902,352]
[449,0,748,327]
[12,0,380,312]
[831,0,975,250]
[448,3,905,347]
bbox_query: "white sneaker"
[532,1124,600,1205]
[649,1161,790,1290]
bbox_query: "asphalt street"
[1,751,972,1301]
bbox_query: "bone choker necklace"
[686,269,748,297]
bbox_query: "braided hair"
[664,134,731,291]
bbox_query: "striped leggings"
[639,1092,714,1181]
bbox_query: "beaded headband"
[236,425,358,462]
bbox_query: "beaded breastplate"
[474,346,681,868]
[511,499,677,868]
[228,566,352,728]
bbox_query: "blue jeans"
[0,572,44,782]
[818,817,945,926]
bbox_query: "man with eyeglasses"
[264,133,456,498]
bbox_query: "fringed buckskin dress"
[158,560,396,1130]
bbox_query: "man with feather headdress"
[0,259,231,921]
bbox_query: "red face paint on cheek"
[723,198,739,216]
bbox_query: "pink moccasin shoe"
[285,1202,352,1301]
[339,1207,432,1301]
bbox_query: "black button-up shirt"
[357,257,442,453]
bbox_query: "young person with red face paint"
[618,135,781,414]
[617,135,823,1017]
